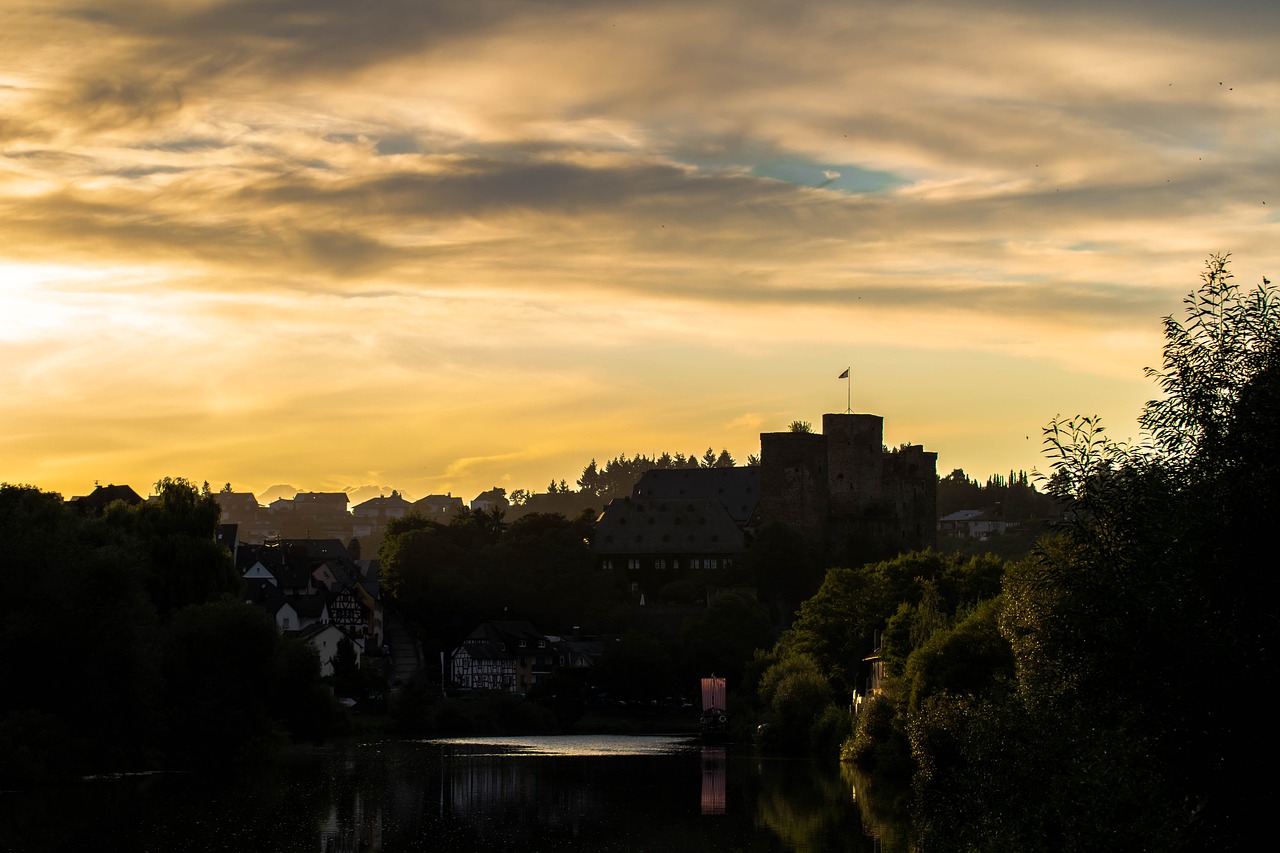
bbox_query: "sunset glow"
[3,0,1277,503]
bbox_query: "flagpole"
[838,367,851,413]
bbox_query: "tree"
[789,420,813,433]
[0,485,162,783]
[577,459,602,495]
[104,477,239,616]
[678,590,773,686]
[914,257,1279,849]
[756,653,837,752]
[1140,252,1279,469]
[161,599,293,767]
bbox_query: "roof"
[412,494,465,514]
[939,509,989,522]
[216,523,238,549]
[633,466,761,525]
[67,484,144,515]
[461,620,546,652]
[352,493,412,516]
[593,496,745,555]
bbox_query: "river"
[0,735,909,852]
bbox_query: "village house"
[451,621,554,694]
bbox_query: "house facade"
[451,621,554,694]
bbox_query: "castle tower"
[823,413,885,518]
[757,429,828,546]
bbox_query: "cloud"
[1,0,1278,500]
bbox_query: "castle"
[757,413,937,559]
[594,412,937,574]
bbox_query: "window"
[690,558,702,570]
[707,558,718,569]
[602,559,614,570]
[655,558,667,570]
[628,558,641,570]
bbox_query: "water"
[0,736,903,852]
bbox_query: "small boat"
[699,676,728,740]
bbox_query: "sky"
[2,0,1278,505]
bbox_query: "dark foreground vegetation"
[749,256,1276,850]
[0,479,340,785]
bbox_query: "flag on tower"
[838,368,850,379]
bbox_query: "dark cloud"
[374,134,422,156]
[0,190,403,277]
[237,157,757,218]
[53,0,604,96]
[67,75,184,129]
[642,277,1171,325]
[110,165,191,178]
[131,137,230,152]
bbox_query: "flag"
[838,368,849,379]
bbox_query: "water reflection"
[700,747,726,815]
[1,737,903,852]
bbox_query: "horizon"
[4,1,1276,503]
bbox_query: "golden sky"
[3,0,1277,504]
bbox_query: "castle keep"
[757,413,937,559]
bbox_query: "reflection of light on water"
[425,734,699,756]
[700,747,727,815]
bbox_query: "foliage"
[677,590,773,686]
[788,420,813,433]
[843,694,910,779]
[778,550,1008,696]
[739,522,823,623]
[1140,252,1279,468]
[910,256,1280,849]
[756,653,836,752]
[161,598,291,767]
[588,631,677,702]
[379,509,614,670]
[899,597,1012,714]
[936,467,1058,520]
[0,485,162,783]
[105,476,240,616]
[0,482,334,783]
